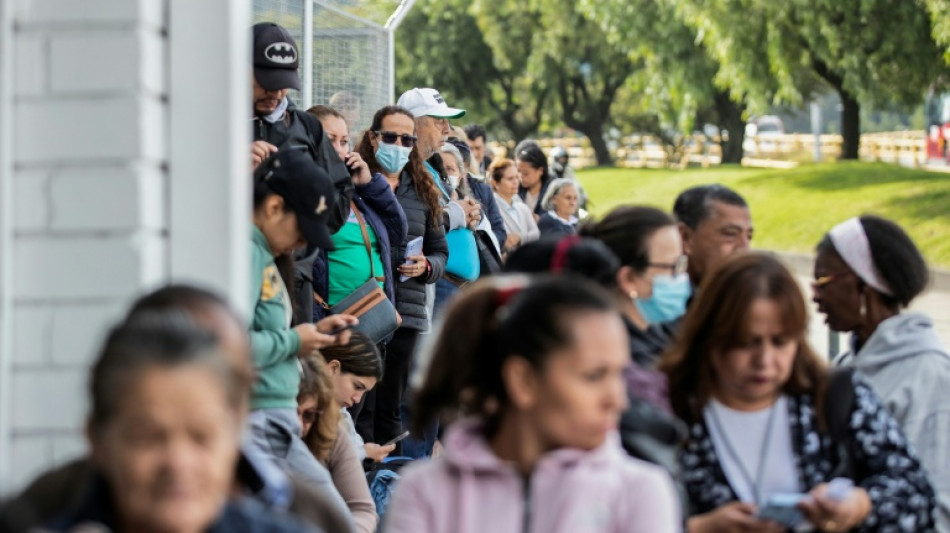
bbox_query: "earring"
[859,292,867,319]
[629,289,638,299]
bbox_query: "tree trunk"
[566,116,613,166]
[587,126,613,166]
[839,90,860,160]
[714,91,745,164]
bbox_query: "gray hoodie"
[836,312,950,532]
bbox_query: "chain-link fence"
[253,0,400,136]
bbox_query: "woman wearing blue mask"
[580,206,691,367]
[354,106,448,451]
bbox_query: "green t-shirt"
[327,208,385,306]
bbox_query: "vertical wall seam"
[0,0,18,492]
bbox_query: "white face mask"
[447,174,461,189]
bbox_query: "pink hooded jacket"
[384,418,681,533]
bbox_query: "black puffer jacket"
[391,169,448,331]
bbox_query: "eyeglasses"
[300,408,320,426]
[374,130,417,148]
[812,271,847,290]
[648,255,688,277]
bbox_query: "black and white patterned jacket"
[680,372,936,532]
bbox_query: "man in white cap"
[396,88,465,164]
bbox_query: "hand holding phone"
[382,430,410,447]
[757,493,807,527]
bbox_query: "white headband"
[828,217,893,296]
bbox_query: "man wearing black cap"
[251,22,357,326]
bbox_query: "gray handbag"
[314,202,399,344]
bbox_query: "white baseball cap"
[396,88,466,119]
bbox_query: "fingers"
[251,141,278,164]
[315,314,359,334]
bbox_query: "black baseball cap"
[252,23,301,91]
[254,148,336,251]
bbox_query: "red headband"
[550,235,580,273]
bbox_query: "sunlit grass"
[578,162,950,267]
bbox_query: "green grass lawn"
[577,162,950,268]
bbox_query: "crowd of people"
[1,20,949,533]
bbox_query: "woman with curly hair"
[298,355,377,533]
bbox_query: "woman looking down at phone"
[297,354,378,533]
[354,105,448,450]
[317,333,396,463]
[248,148,357,509]
[658,253,935,533]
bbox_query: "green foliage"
[394,0,549,141]
[579,162,950,266]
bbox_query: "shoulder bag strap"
[351,201,384,283]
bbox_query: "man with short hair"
[630,184,753,363]
[463,123,492,174]
[250,22,354,325]
[672,184,753,287]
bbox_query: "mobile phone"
[757,493,806,527]
[327,323,355,336]
[383,430,410,447]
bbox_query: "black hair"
[411,275,616,437]
[126,284,235,323]
[579,206,676,275]
[817,215,929,307]
[89,311,244,431]
[463,124,487,142]
[504,236,620,288]
[318,332,384,381]
[514,140,551,186]
[356,105,442,227]
[672,184,748,229]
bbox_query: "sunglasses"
[374,130,417,148]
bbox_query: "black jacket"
[391,169,448,331]
[252,100,354,325]
[537,212,576,237]
[467,175,507,246]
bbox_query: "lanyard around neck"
[707,400,780,505]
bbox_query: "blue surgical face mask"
[375,143,412,174]
[635,273,692,324]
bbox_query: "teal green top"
[249,225,301,410]
[327,207,385,306]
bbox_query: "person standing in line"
[386,276,682,533]
[815,215,950,532]
[353,105,448,450]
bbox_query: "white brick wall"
[1,0,250,496]
[1,0,170,491]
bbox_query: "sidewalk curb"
[775,251,950,293]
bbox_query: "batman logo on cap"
[265,42,297,64]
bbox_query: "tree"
[676,0,950,159]
[395,0,549,142]
[397,0,641,165]
[579,0,748,164]
[472,0,638,165]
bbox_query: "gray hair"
[540,178,577,211]
[88,310,246,431]
[439,143,465,173]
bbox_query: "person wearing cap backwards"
[248,147,359,522]
[814,215,950,532]
[251,22,358,326]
